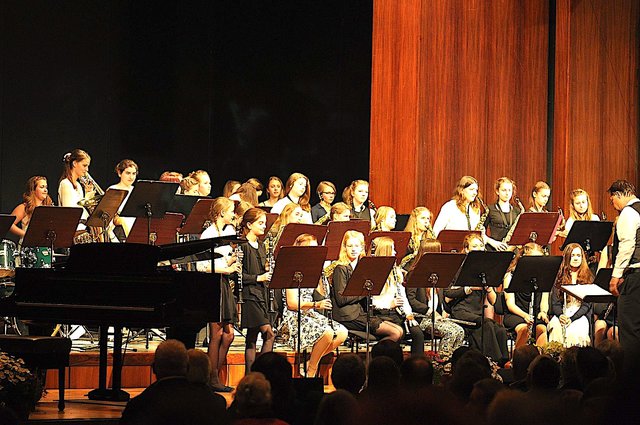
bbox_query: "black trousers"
[618,271,640,384]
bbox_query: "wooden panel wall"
[371,0,639,219]
[553,0,639,221]
[371,0,549,214]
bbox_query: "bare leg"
[594,320,607,346]
[327,327,348,353]
[514,323,528,349]
[535,324,548,346]
[307,330,334,377]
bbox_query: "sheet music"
[560,283,612,301]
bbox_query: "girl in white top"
[270,172,313,223]
[196,197,241,391]
[58,149,94,227]
[433,176,482,237]
[107,159,138,241]
[561,188,600,236]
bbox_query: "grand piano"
[0,241,225,401]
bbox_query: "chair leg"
[58,367,65,412]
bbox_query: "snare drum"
[0,240,16,277]
[20,246,52,269]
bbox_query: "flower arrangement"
[539,341,565,362]
[0,351,42,419]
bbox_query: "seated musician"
[502,243,549,348]
[327,231,402,343]
[371,237,424,357]
[404,238,465,362]
[443,234,509,365]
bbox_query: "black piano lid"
[67,243,159,275]
[157,235,244,262]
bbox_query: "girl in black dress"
[484,177,523,251]
[239,208,275,374]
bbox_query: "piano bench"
[0,335,72,412]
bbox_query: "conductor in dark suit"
[119,339,228,425]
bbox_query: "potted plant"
[0,351,44,420]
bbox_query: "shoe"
[211,384,233,392]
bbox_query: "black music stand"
[0,214,16,239]
[366,231,411,261]
[178,198,215,235]
[125,212,184,245]
[269,246,327,375]
[23,207,82,254]
[452,251,513,355]
[438,230,482,252]
[324,220,371,260]
[405,252,466,351]
[508,212,561,246]
[561,280,615,345]
[342,256,396,366]
[506,256,562,344]
[85,188,128,243]
[593,268,616,340]
[561,221,614,255]
[273,224,328,258]
[120,180,179,244]
[169,194,208,219]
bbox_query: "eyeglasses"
[322,192,336,195]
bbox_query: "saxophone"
[314,213,331,225]
[502,198,526,245]
[475,197,490,231]
[321,271,335,334]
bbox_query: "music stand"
[561,221,614,254]
[405,252,466,351]
[438,230,482,252]
[273,224,328,258]
[178,199,215,235]
[324,220,371,260]
[120,180,180,244]
[342,256,396,366]
[85,188,128,243]
[452,251,514,355]
[125,213,184,245]
[506,256,563,344]
[269,246,328,374]
[561,279,616,345]
[169,194,208,218]
[507,212,561,246]
[259,213,279,241]
[366,231,411,261]
[0,214,16,239]
[23,207,82,254]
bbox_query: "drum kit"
[1,239,52,335]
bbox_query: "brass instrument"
[314,212,330,225]
[77,172,105,213]
[475,197,489,231]
[502,198,526,245]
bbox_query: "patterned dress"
[278,288,347,351]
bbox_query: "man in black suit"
[120,339,228,425]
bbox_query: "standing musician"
[528,181,551,212]
[270,172,313,223]
[229,182,259,206]
[502,243,549,348]
[371,237,424,356]
[343,179,376,228]
[259,176,284,208]
[245,178,264,199]
[223,180,241,198]
[607,180,640,379]
[9,176,54,240]
[328,230,403,343]
[484,177,523,251]
[561,188,601,235]
[547,243,592,347]
[311,181,337,223]
[107,159,138,241]
[433,176,483,237]
[443,234,509,365]
[58,149,94,226]
[278,234,347,378]
[238,208,275,374]
[373,206,397,232]
[196,197,241,391]
[404,239,465,362]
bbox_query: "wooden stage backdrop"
[370,0,639,221]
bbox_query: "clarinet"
[602,302,614,321]
[561,292,568,345]
[321,272,335,332]
[527,292,535,344]
[235,245,245,304]
[392,267,410,334]
[266,251,276,313]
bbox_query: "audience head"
[527,355,560,391]
[331,353,366,395]
[186,348,211,385]
[468,378,506,415]
[559,346,580,389]
[596,339,623,380]
[576,346,610,388]
[371,339,403,367]
[400,355,433,389]
[366,356,400,393]
[234,372,273,419]
[450,346,472,373]
[448,350,492,402]
[512,345,540,382]
[152,339,188,379]
[313,389,360,425]
[251,352,293,397]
